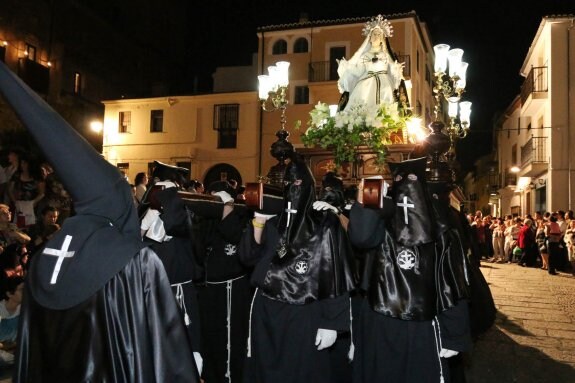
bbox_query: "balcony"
[18,58,49,94]
[488,172,500,195]
[501,171,517,189]
[308,54,411,83]
[520,66,547,116]
[519,136,548,177]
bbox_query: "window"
[272,39,287,55]
[26,44,36,61]
[330,46,346,81]
[119,111,131,133]
[511,143,517,165]
[416,50,419,73]
[117,163,129,180]
[74,72,82,95]
[294,38,308,53]
[517,117,520,135]
[294,86,309,105]
[214,104,239,149]
[150,109,164,133]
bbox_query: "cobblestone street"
[465,261,575,382]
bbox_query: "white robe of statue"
[337,26,404,111]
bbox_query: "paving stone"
[465,262,575,382]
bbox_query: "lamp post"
[258,61,293,186]
[423,44,472,184]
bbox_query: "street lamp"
[258,61,293,186]
[432,44,472,159]
[90,120,103,134]
[422,44,472,184]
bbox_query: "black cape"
[238,155,356,382]
[16,248,199,382]
[240,222,352,383]
[347,158,472,383]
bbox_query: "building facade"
[102,11,437,186]
[0,0,189,150]
[495,15,575,216]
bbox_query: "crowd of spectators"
[467,209,575,276]
[0,147,73,365]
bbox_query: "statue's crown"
[362,15,393,37]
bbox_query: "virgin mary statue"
[337,15,404,112]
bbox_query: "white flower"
[310,102,330,127]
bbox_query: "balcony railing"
[520,66,548,105]
[18,58,49,94]
[309,54,411,83]
[502,171,517,187]
[521,136,547,166]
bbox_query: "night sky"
[187,0,575,171]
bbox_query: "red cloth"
[518,225,535,249]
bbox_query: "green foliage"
[297,102,410,168]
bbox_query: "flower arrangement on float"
[296,101,412,168]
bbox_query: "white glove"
[439,348,459,358]
[315,328,337,350]
[212,191,234,204]
[313,201,339,214]
[193,352,203,375]
[254,212,277,221]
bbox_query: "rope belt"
[432,317,446,383]
[171,279,194,326]
[247,288,259,358]
[206,274,247,382]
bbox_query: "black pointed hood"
[0,61,145,309]
[278,153,317,244]
[388,157,435,246]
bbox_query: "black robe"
[349,204,471,383]
[195,208,253,383]
[239,210,355,383]
[144,187,203,354]
[16,247,199,382]
[348,158,471,383]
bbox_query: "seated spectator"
[40,173,73,225]
[25,206,61,256]
[0,243,27,278]
[0,275,24,366]
[0,204,30,248]
[7,155,45,227]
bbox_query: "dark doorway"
[203,163,242,190]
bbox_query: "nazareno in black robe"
[348,157,472,383]
[238,156,356,383]
[142,186,204,355]
[0,60,199,382]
